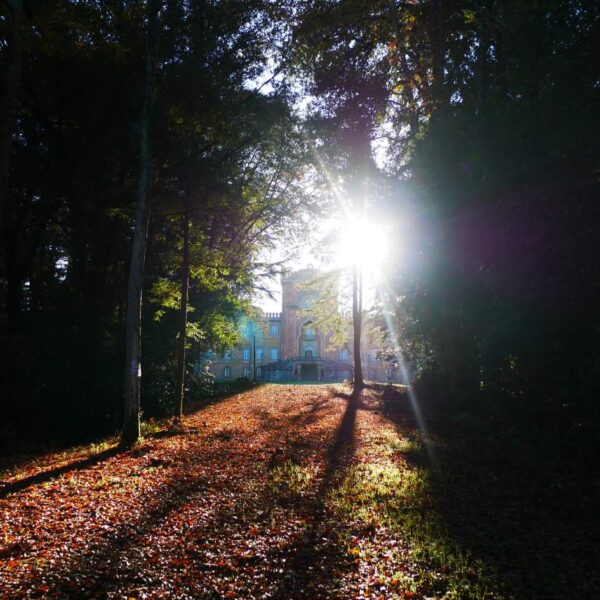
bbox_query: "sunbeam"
[380,304,439,470]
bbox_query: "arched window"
[302,322,316,339]
[300,323,319,357]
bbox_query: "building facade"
[204,267,401,383]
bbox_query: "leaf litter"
[0,384,515,599]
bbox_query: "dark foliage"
[290,0,600,463]
[0,1,312,450]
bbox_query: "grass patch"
[269,459,317,496]
[329,448,503,599]
[378,430,424,456]
[140,418,163,438]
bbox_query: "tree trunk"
[175,209,190,419]
[352,264,364,388]
[122,0,158,446]
[0,0,23,236]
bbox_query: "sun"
[337,217,389,273]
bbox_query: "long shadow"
[252,393,333,434]
[377,384,600,599]
[2,385,367,598]
[0,386,262,499]
[268,386,363,599]
[322,386,360,482]
[184,382,267,415]
[288,395,331,427]
[6,386,349,598]
[0,446,123,499]
[50,466,214,597]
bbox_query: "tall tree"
[0,0,318,450]
[122,0,159,446]
[0,0,23,236]
[352,263,364,387]
[175,207,190,419]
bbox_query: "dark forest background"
[1,0,599,459]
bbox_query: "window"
[223,366,231,378]
[242,367,250,378]
[256,347,263,360]
[256,366,262,377]
[305,349,313,358]
[339,349,349,360]
[270,348,278,360]
[269,324,279,337]
[205,349,213,358]
[223,350,232,361]
[242,348,251,361]
[301,322,315,339]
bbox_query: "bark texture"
[352,264,364,388]
[175,210,190,419]
[122,0,158,446]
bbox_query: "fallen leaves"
[0,383,555,599]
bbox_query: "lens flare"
[337,217,389,273]
[381,307,439,470]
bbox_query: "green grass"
[328,439,503,599]
[140,418,164,438]
[269,459,317,496]
[377,429,424,456]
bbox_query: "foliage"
[0,0,317,448]
[288,0,600,446]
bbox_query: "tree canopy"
[1,0,598,453]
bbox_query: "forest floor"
[1,384,598,599]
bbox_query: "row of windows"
[243,324,280,338]
[208,349,378,362]
[211,349,387,362]
[207,348,278,361]
[242,348,278,360]
[222,366,262,378]
[222,365,394,381]
[211,348,352,360]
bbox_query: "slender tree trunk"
[122,0,158,446]
[352,264,364,388]
[0,0,23,236]
[175,208,190,419]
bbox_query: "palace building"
[204,267,401,383]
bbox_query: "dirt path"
[0,384,502,599]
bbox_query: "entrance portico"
[300,363,319,381]
[261,356,353,382]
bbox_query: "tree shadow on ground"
[377,384,600,599]
[6,385,358,598]
[184,382,267,415]
[0,386,262,499]
[0,445,124,499]
[266,386,363,599]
